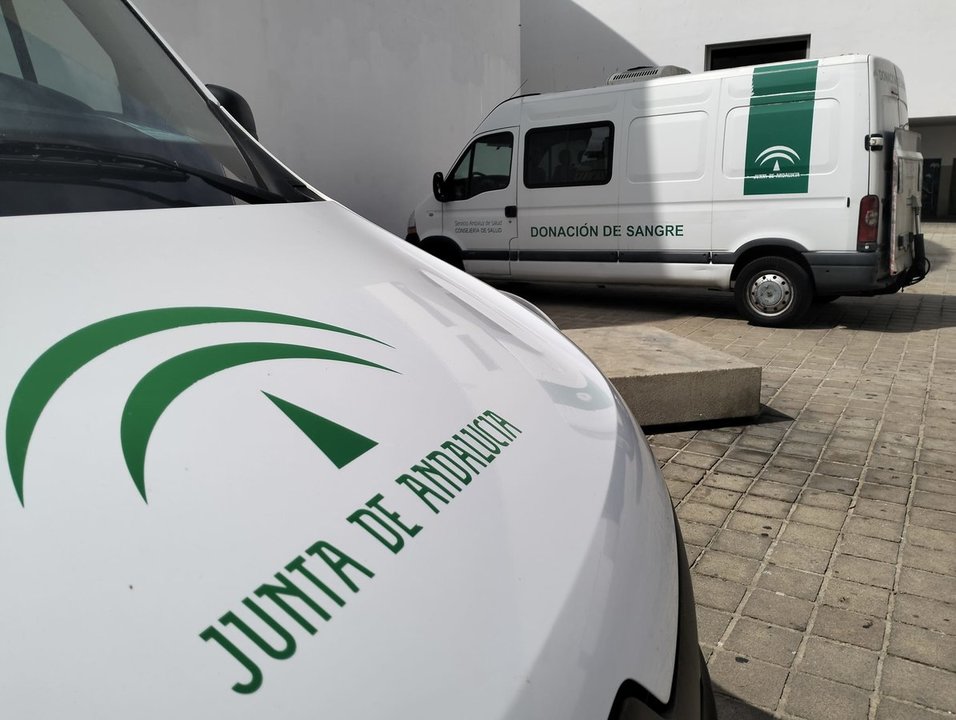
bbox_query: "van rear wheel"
[735,257,812,327]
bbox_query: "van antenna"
[508,78,529,99]
[473,78,529,133]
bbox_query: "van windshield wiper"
[0,140,287,204]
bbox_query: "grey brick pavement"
[512,223,956,718]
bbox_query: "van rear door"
[869,57,922,281]
[889,128,922,276]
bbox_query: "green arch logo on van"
[755,145,801,173]
[5,307,395,506]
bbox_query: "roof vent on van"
[606,65,690,85]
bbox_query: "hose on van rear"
[902,232,930,287]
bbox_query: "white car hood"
[0,202,677,719]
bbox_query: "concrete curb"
[564,324,762,426]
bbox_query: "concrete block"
[756,564,823,601]
[742,588,814,631]
[812,606,886,650]
[695,606,733,647]
[821,578,890,618]
[784,672,870,720]
[695,550,761,585]
[691,574,747,612]
[889,622,956,673]
[799,637,879,690]
[768,542,831,574]
[881,656,956,712]
[894,594,956,635]
[562,324,761,426]
[708,649,788,711]
[724,617,802,667]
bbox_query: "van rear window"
[524,122,613,188]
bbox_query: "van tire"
[735,257,812,327]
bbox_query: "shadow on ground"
[496,280,956,334]
[714,684,777,719]
[643,406,793,437]
[924,237,953,265]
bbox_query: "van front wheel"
[423,241,465,271]
[735,257,812,327]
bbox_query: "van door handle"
[505,205,517,218]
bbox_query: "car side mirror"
[207,84,258,139]
[432,171,447,202]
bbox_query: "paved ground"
[509,223,956,719]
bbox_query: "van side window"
[447,131,514,201]
[524,122,613,188]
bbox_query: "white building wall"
[135,0,520,235]
[520,0,954,119]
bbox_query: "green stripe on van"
[744,60,819,195]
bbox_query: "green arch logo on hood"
[5,307,395,505]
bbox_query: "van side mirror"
[432,171,447,202]
[207,84,258,139]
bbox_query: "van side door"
[618,81,716,283]
[443,130,517,277]
[514,119,620,281]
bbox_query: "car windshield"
[0,0,293,216]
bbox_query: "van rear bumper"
[804,252,881,294]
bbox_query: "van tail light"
[857,195,879,252]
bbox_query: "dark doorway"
[706,36,810,70]
[923,158,941,218]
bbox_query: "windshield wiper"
[0,140,288,204]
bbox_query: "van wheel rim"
[748,272,792,316]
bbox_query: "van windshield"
[0,0,295,216]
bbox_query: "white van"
[0,1,714,718]
[408,55,928,326]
